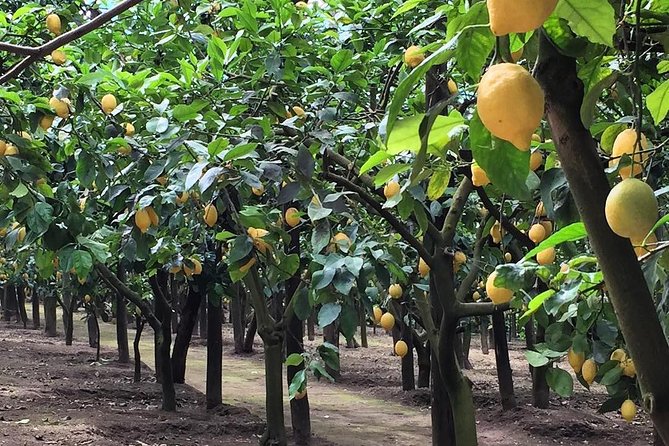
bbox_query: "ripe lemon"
[40,115,55,130]
[248,227,270,253]
[403,45,424,68]
[610,348,627,362]
[123,122,136,136]
[536,247,555,265]
[17,227,26,242]
[135,208,151,233]
[292,106,306,118]
[530,150,543,171]
[372,306,382,323]
[380,312,395,331]
[101,94,118,114]
[146,207,159,227]
[486,271,513,305]
[567,348,585,373]
[581,359,597,384]
[46,13,61,35]
[204,203,218,227]
[477,63,545,151]
[471,163,490,187]
[176,192,189,205]
[0,140,5,155]
[535,201,547,217]
[51,49,66,65]
[169,264,181,274]
[285,207,300,227]
[454,251,466,265]
[184,258,203,276]
[4,144,19,156]
[252,184,265,196]
[487,0,559,36]
[490,221,503,244]
[383,181,401,199]
[394,340,409,358]
[49,96,69,118]
[605,178,658,240]
[389,284,403,299]
[620,399,636,422]
[331,232,351,251]
[539,220,553,237]
[621,359,636,378]
[418,258,430,277]
[609,129,648,179]
[447,79,458,95]
[529,223,546,244]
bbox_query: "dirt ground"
[0,314,657,446]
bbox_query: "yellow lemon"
[146,207,159,227]
[17,227,26,242]
[490,221,503,244]
[539,220,553,237]
[530,150,543,171]
[605,178,658,240]
[454,251,466,266]
[620,400,636,422]
[394,340,409,358]
[292,106,306,118]
[51,49,66,65]
[609,129,648,179]
[372,306,382,323]
[40,115,55,130]
[403,45,424,68]
[252,184,265,196]
[582,359,597,384]
[101,94,118,114]
[536,247,555,265]
[183,258,203,276]
[447,79,458,95]
[46,14,62,35]
[487,0,559,36]
[4,144,19,156]
[472,291,481,301]
[621,359,636,378]
[529,223,546,244]
[285,207,300,227]
[204,203,218,227]
[471,163,490,187]
[535,201,547,217]
[384,181,401,199]
[418,258,430,277]
[477,63,545,151]
[169,264,181,274]
[49,96,69,118]
[486,271,513,305]
[134,208,151,233]
[389,284,403,299]
[504,252,512,262]
[567,348,585,373]
[123,122,136,137]
[380,312,395,331]
[610,348,627,363]
[176,191,189,205]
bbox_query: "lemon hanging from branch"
[487,0,559,36]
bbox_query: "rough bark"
[44,295,57,337]
[149,271,176,411]
[206,292,223,409]
[230,283,246,354]
[492,311,516,410]
[480,316,490,354]
[415,336,431,388]
[116,265,130,363]
[198,300,207,339]
[87,315,99,348]
[536,36,669,440]
[172,284,203,383]
[243,313,257,353]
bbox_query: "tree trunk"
[150,271,176,411]
[307,311,315,341]
[31,288,40,329]
[479,317,489,354]
[359,303,368,348]
[198,300,207,339]
[87,315,99,348]
[206,292,223,409]
[134,315,144,383]
[537,34,669,441]
[116,265,130,363]
[44,295,57,337]
[492,311,516,410]
[415,335,431,388]
[94,313,101,361]
[172,284,203,383]
[509,312,517,340]
[524,318,535,375]
[532,321,550,408]
[64,297,74,346]
[17,286,28,328]
[230,283,245,354]
[401,319,415,391]
[262,340,287,446]
[323,322,340,381]
[2,283,15,321]
[243,312,257,353]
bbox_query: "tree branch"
[441,177,473,243]
[0,0,146,84]
[456,216,491,302]
[456,301,509,318]
[323,170,435,267]
[95,262,161,332]
[476,187,534,250]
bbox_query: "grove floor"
[0,311,656,445]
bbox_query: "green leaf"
[554,0,615,46]
[360,151,390,175]
[525,350,550,367]
[523,222,587,260]
[519,289,556,325]
[26,202,53,237]
[330,49,354,73]
[427,164,451,200]
[228,235,253,263]
[546,367,574,397]
[448,2,494,80]
[392,0,425,18]
[387,111,465,156]
[71,250,93,279]
[600,123,628,154]
[469,112,530,200]
[373,164,411,187]
[318,302,341,328]
[77,235,111,263]
[599,364,623,386]
[288,369,306,398]
[285,353,304,367]
[647,79,669,125]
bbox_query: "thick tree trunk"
[480,317,489,354]
[492,311,516,410]
[64,296,74,346]
[262,340,287,446]
[116,265,130,363]
[87,315,99,348]
[134,315,144,383]
[243,313,257,353]
[206,293,223,409]
[198,300,207,339]
[2,283,15,321]
[537,35,669,441]
[94,313,101,361]
[230,283,245,353]
[150,271,176,411]
[323,322,340,381]
[31,288,40,329]
[44,295,57,337]
[415,335,431,388]
[359,303,368,348]
[307,311,315,341]
[401,320,415,391]
[172,284,203,383]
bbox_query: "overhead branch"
[476,187,534,250]
[324,149,443,242]
[323,170,436,267]
[456,301,510,318]
[95,262,161,332]
[0,0,146,84]
[441,177,473,243]
[456,216,491,302]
